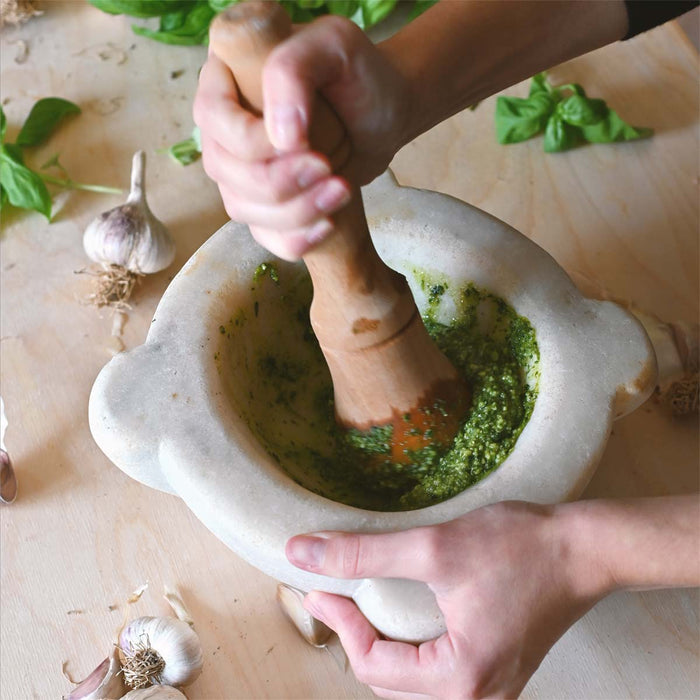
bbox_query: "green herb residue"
[222,263,539,511]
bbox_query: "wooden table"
[1,3,698,698]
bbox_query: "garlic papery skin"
[67,647,126,700]
[119,616,203,689]
[83,151,175,275]
[121,686,187,699]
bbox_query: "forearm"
[380,0,629,146]
[561,494,700,597]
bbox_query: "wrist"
[552,501,620,604]
[376,36,425,153]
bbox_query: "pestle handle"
[209,0,470,440]
[209,0,415,351]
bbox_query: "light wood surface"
[1,2,698,699]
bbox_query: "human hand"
[193,15,412,260]
[286,501,613,699]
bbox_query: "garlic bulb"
[276,584,333,647]
[83,150,175,275]
[121,686,187,699]
[119,616,203,689]
[67,647,126,700]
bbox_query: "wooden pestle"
[209,1,470,462]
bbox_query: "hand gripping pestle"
[209,0,470,463]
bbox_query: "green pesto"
[230,263,539,512]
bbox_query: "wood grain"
[1,3,697,699]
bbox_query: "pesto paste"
[222,263,539,512]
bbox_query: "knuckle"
[331,535,363,577]
[254,162,286,203]
[200,149,219,182]
[221,193,240,221]
[316,14,356,40]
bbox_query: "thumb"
[261,18,351,152]
[286,526,440,582]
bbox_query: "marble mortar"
[89,172,657,642]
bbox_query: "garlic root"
[119,616,203,689]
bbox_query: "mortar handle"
[208,0,416,350]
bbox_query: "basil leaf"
[558,95,607,127]
[279,0,317,22]
[16,97,81,147]
[133,1,215,45]
[3,143,24,164]
[192,125,202,151]
[0,107,6,143]
[360,0,397,27]
[208,0,237,11]
[168,132,201,165]
[408,0,438,20]
[528,73,550,98]
[0,148,51,219]
[581,109,653,143]
[88,1,195,18]
[543,113,580,152]
[556,83,586,98]
[298,0,326,8]
[327,0,359,18]
[495,93,554,144]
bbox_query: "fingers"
[249,221,333,262]
[194,52,276,162]
[218,173,350,229]
[286,526,443,582]
[305,591,433,695]
[201,134,332,203]
[262,16,361,151]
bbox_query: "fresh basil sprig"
[496,73,652,152]
[0,98,121,221]
[87,0,438,45]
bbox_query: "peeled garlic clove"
[276,584,333,647]
[83,151,175,275]
[121,686,187,699]
[67,647,126,700]
[119,616,203,689]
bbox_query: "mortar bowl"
[89,171,656,643]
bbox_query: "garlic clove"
[0,450,17,504]
[67,647,126,700]
[119,616,203,689]
[83,151,175,275]
[0,398,17,504]
[121,686,188,699]
[276,584,333,648]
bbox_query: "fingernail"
[305,218,333,246]
[295,158,331,189]
[287,536,327,569]
[270,105,306,151]
[314,180,351,214]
